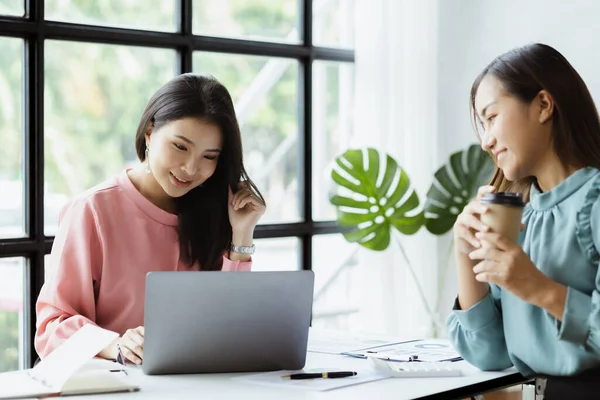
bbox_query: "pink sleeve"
[35,199,104,359]
[221,255,252,271]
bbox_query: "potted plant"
[328,144,494,336]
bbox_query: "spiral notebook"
[0,324,139,399]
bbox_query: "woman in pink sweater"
[35,73,266,365]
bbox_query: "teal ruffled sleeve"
[446,284,513,371]
[575,178,600,265]
[561,178,600,353]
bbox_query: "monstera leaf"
[424,144,495,234]
[329,148,424,251]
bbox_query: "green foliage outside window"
[0,312,19,372]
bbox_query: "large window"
[0,0,354,370]
[44,41,176,234]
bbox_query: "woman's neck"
[127,165,176,213]
[534,154,581,192]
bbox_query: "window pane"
[312,61,354,221]
[193,52,300,224]
[44,254,53,283]
[0,0,24,17]
[0,257,25,372]
[44,41,175,235]
[0,37,24,238]
[311,234,359,330]
[251,237,299,271]
[193,0,299,43]
[45,0,176,32]
[313,0,354,48]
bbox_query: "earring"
[145,144,151,174]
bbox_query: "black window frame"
[0,0,354,368]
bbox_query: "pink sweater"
[35,170,251,358]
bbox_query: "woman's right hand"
[118,326,145,365]
[453,185,494,255]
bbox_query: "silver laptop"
[142,270,314,375]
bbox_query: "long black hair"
[135,73,265,270]
[470,43,600,198]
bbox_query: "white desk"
[65,352,526,400]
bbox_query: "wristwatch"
[230,243,255,255]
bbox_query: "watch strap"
[230,243,255,254]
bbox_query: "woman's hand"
[228,182,266,237]
[453,185,494,254]
[468,232,550,303]
[118,326,145,365]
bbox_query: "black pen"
[281,371,357,380]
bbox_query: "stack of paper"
[307,328,404,354]
[307,328,462,362]
[344,339,462,362]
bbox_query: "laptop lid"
[142,270,314,375]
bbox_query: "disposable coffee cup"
[479,192,525,247]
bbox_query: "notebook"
[0,324,139,399]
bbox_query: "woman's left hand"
[468,231,550,303]
[228,182,266,236]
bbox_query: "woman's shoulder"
[59,171,128,219]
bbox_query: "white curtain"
[349,0,442,338]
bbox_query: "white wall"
[436,0,600,325]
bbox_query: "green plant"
[0,311,19,372]
[329,144,494,336]
[330,148,423,251]
[424,144,496,234]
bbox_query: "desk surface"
[65,352,526,400]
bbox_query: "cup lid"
[480,192,525,207]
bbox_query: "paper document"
[344,338,462,362]
[233,368,388,391]
[0,324,139,399]
[33,323,119,390]
[307,328,404,354]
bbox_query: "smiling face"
[145,117,222,199]
[474,75,554,182]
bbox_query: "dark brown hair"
[470,43,600,199]
[135,73,264,270]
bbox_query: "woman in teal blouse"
[447,43,600,399]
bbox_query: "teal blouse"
[446,167,600,377]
